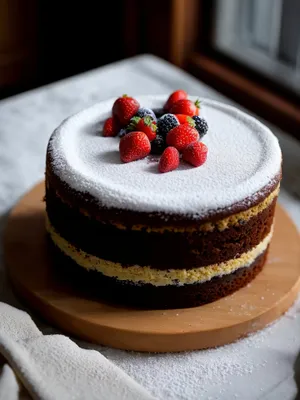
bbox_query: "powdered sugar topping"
[49,95,281,216]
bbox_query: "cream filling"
[47,218,273,286]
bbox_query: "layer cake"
[45,95,282,308]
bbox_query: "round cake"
[45,95,282,309]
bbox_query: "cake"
[45,94,282,309]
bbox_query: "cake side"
[46,216,273,286]
[45,178,278,270]
[45,157,279,288]
[49,238,269,309]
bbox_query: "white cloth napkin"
[0,302,155,400]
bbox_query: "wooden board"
[3,182,300,353]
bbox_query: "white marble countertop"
[0,54,299,399]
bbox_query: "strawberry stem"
[128,116,140,130]
[195,99,201,109]
[151,123,157,132]
[143,116,152,126]
[186,116,195,127]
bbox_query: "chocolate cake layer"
[46,185,276,269]
[49,239,268,309]
[46,151,281,226]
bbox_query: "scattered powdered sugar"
[98,296,300,399]
[49,95,282,216]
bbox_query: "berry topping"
[164,90,188,112]
[135,107,157,122]
[109,92,206,169]
[166,124,199,152]
[112,95,140,126]
[192,116,208,139]
[103,117,120,137]
[182,142,208,167]
[128,116,157,141]
[157,114,179,137]
[169,99,200,116]
[119,131,151,163]
[158,147,180,173]
[151,134,166,155]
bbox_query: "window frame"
[168,0,300,140]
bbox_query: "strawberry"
[166,124,199,152]
[176,115,209,139]
[164,90,188,112]
[128,116,157,141]
[182,142,208,167]
[158,147,180,173]
[169,99,200,116]
[119,131,151,163]
[175,115,197,126]
[112,95,140,126]
[103,117,120,137]
[175,114,190,124]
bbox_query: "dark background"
[0,0,299,140]
[0,1,127,99]
[0,0,177,99]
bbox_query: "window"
[214,0,300,95]
[128,0,300,139]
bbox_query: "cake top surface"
[49,95,281,217]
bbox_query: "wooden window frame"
[166,0,300,140]
[168,0,300,139]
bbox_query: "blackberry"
[192,116,208,139]
[157,114,179,137]
[135,107,157,122]
[151,134,166,155]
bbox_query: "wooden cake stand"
[3,182,300,352]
